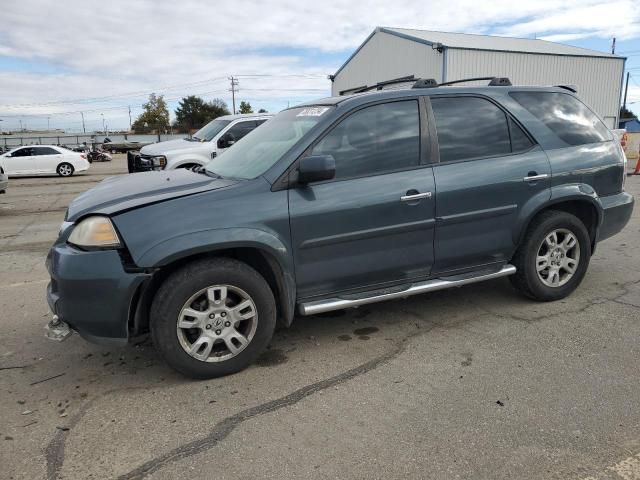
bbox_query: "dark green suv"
[46,77,634,378]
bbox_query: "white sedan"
[0,145,90,177]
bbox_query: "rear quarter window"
[510,91,611,146]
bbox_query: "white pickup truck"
[128,113,272,172]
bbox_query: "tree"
[238,101,253,114]
[620,105,636,120]
[132,93,170,133]
[173,96,230,132]
[258,108,267,113]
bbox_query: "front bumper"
[127,151,165,173]
[598,191,634,242]
[46,243,150,346]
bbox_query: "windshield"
[192,119,231,141]
[205,106,331,179]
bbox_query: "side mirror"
[298,155,336,184]
[217,133,236,149]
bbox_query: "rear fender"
[514,183,603,247]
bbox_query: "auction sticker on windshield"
[297,107,330,117]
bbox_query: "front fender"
[513,183,603,246]
[137,227,296,326]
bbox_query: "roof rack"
[412,76,512,89]
[339,75,416,95]
[340,75,513,96]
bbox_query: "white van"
[128,113,272,172]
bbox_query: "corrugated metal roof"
[381,27,621,58]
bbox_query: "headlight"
[67,216,121,248]
[153,156,167,169]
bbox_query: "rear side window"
[431,96,513,162]
[312,100,420,180]
[510,91,610,146]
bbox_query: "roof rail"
[339,75,416,95]
[433,76,512,87]
[555,84,578,93]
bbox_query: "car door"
[429,94,551,274]
[32,146,61,173]
[289,99,436,299]
[2,147,36,175]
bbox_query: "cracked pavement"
[1,157,639,479]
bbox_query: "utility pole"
[101,113,105,135]
[611,37,616,54]
[19,119,22,131]
[622,72,630,112]
[47,116,50,131]
[80,112,86,133]
[128,105,132,131]
[229,76,239,114]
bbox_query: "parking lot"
[0,157,639,479]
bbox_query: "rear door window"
[431,96,512,162]
[510,91,611,146]
[33,147,59,155]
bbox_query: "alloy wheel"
[536,228,580,288]
[176,285,258,362]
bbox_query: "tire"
[510,210,591,301]
[150,258,276,379]
[56,163,74,177]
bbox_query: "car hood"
[66,169,237,221]
[140,138,206,155]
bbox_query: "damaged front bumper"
[45,243,151,346]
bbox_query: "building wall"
[445,48,625,128]
[331,31,443,96]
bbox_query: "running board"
[299,264,516,316]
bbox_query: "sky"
[0,0,639,133]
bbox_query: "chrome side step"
[299,264,516,316]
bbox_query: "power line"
[0,73,327,109]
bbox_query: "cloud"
[0,0,638,130]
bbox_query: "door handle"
[523,173,549,182]
[401,191,432,202]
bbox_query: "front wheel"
[150,258,276,379]
[56,163,74,177]
[510,210,591,301]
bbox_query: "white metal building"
[330,27,625,128]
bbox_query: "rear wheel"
[510,210,591,301]
[56,163,74,177]
[150,258,276,378]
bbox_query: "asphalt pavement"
[1,157,639,479]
